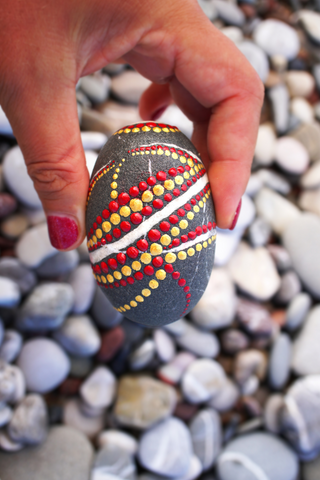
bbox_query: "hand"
[0,0,264,250]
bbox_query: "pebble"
[129,339,155,370]
[221,26,243,44]
[111,70,151,104]
[85,149,98,176]
[97,430,138,455]
[0,425,93,480]
[298,10,320,46]
[228,242,281,301]
[302,454,320,480]
[286,71,315,98]
[91,443,136,480]
[15,223,57,268]
[214,230,242,266]
[290,122,320,162]
[285,292,311,331]
[163,317,186,337]
[274,270,301,305]
[238,41,269,84]
[255,169,291,195]
[0,193,17,219]
[138,417,193,477]
[90,287,123,328]
[157,104,194,139]
[198,0,218,21]
[268,333,291,390]
[282,213,320,299]
[69,264,96,314]
[2,146,42,208]
[17,338,70,393]
[53,315,100,357]
[217,432,299,480]
[208,377,239,412]
[291,305,320,375]
[291,97,314,124]
[97,326,125,363]
[0,329,23,363]
[80,366,116,410]
[63,398,105,439]
[16,283,74,331]
[80,131,107,150]
[281,375,320,460]
[0,106,13,136]
[274,137,309,174]
[254,123,276,166]
[212,0,245,26]
[268,84,290,134]
[158,351,196,385]
[231,194,256,234]
[1,213,29,239]
[36,250,79,277]
[114,376,177,429]
[0,276,20,307]
[8,394,48,445]
[103,63,126,76]
[190,268,236,330]
[97,100,141,134]
[253,19,300,60]
[248,217,271,247]
[234,349,267,386]
[264,394,284,434]
[0,319,3,345]
[301,161,320,189]
[221,329,250,355]
[0,361,25,404]
[79,73,111,104]
[175,321,220,358]
[299,188,320,217]
[0,431,23,452]
[190,408,222,471]
[153,329,176,363]
[267,245,292,273]
[181,358,226,404]
[0,404,12,427]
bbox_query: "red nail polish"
[47,216,79,250]
[229,199,242,231]
[151,106,167,121]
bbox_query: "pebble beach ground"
[1,0,320,479]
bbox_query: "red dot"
[148,229,161,242]
[172,272,180,280]
[191,198,196,205]
[147,176,156,186]
[152,256,163,267]
[153,199,163,209]
[172,239,180,247]
[188,231,196,240]
[177,166,184,173]
[151,145,157,150]
[93,222,97,229]
[193,177,197,183]
[181,185,187,191]
[200,191,203,197]
[127,277,135,284]
[196,226,203,236]
[187,180,192,186]
[169,215,179,224]
[117,253,126,265]
[142,206,152,216]
[165,264,174,273]
[131,213,142,225]
[106,234,112,242]
[97,242,101,247]
[90,228,93,235]
[170,147,176,152]
[114,282,120,288]
[185,204,191,211]
[208,222,212,230]
[184,286,190,292]
[96,216,102,224]
[203,225,208,233]
[173,189,180,197]
[157,171,166,181]
[127,247,139,258]
[120,279,127,287]
[168,168,177,177]
[177,209,185,217]
[196,174,200,179]
[108,258,118,270]
[113,228,121,238]
[118,193,130,205]
[185,165,191,171]
[147,122,157,128]
[144,265,154,276]
[212,222,216,228]
[178,279,186,287]
[109,201,119,212]
[164,194,172,202]
[120,221,131,232]
[94,265,101,274]
[137,239,149,251]
[186,293,191,298]
[160,221,170,232]
[139,181,148,191]
[196,195,200,201]
[129,186,139,197]
[101,238,106,245]
[134,272,143,280]
[102,209,110,219]
[109,285,113,289]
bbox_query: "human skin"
[0,0,264,250]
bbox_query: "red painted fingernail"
[47,215,79,250]
[151,106,167,121]
[229,199,242,230]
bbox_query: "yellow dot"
[87,241,90,248]
[130,199,143,212]
[157,149,164,155]
[124,304,131,310]
[179,220,188,229]
[172,153,178,160]
[96,229,103,239]
[142,289,151,297]
[122,266,132,276]
[120,206,131,217]
[97,275,101,283]
[120,306,126,312]
[132,261,141,271]
[175,176,184,185]
[165,150,170,156]
[132,127,140,133]
[153,185,164,196]
[151,150,156,155]
[140,151,144,155]
[203,197,207,203]
[196,243,202,252]
[141,253,152,264]
[183,172,190,179]
[188,159,194,167]
[142,191,153,203]
[187,212,194,220]
[203,241,208,248]
[142,126,151,132]
[190,168,195,175]
[165,253,176,263]
[160,234,171,246]
[89,239,93,248]
[180,156,186,163]
[194,165,199,172]
[170,128,175,132]
[171,227,180,236]
[156,269,166,280]
[188,248,195,256]
[164,180,174,190]
[150,243,163,256]
[107,274,114,283]
[111,182,117,189]
[93,273,97,280]
[130,300,138,307]
[209,238,212,245]
[178,251,187,260]
[153,127,161,133]
[114,271,122,280]
[113,174,118,179]
[110,213,120,225]
[199,201,204,208]
[124,128,131,133]
[110,190,118,199]
[92,235,97,243]
[145,151,150,154]
[162,128,169,133]
[194,206,200,213]
[149,280,159,289]
[136,295,144,302]
[132,153,135,156]
[101,276,107,283]
[116,168,120,172]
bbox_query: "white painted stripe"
[89,173,209,264]
[218,452,269,480]
[284,396,312,451]
[168,229,216,254]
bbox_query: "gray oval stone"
[285,292,311,331]
[8,394,48,445]
[291,305,320,376]
[53,314,101,357]
[268,333,291,390]
[190,408,222,471]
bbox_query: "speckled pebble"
[53,315,101,357]
[182,358,226,404]
[8,394,48,445]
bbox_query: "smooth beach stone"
[0,192,17,218]
[138,417,193,477]
[0,425,93,480]
[36,250,79,278]
[208,377,239,412]
[246,174,263,198]
[298,10,320,45]
[114,375,177,429]
[301,161,320,189]
[0,257,36,294]
[253,19,300,60]
[86,122,216,327]
[264,394,284,434]
[290,123,320,162]
[8,394,48,445]
[0,318,3,346]
[0,276,20,307]
[80,366,116,410]
[0,404,12,428]
[16,283,74,331]
[69,264,96,314]
[198,0,218,21]
[217,432,299,480]
[129,338,155,370]
[91,443,136,480]
[97,429,138,455]
[291,97,314,124]
[221,329,249,355]
[111,71,151,104]
[81,131,107,150]
[286,71,315,98]
[221,27,243,44]
[248,217,271,248]
[190,408,222,471]
[303,454,320,480]
[158,351,196,385]
[230,195,256,235]
[0,361,25,404]
[238,41,269,83]
[0,329,23,363]
[164,317,187,336]
[79,73,111,104]
[214,230,242,267]
[285,292,311,331]
[282,213,320,299]
[212,0,244,26]
[254,123,276,166]
[274,271,301,305]
[63,398,105,438]
[234,350,267,386]
[17,338,70,393]
[16,222,57,268]
[190,268,236,330]
[268,84,290,134]
[281,375,320,460]
[1,212,29,239]
[299,189,320,217]
[53,315,101,357]
[255,169,291,196]
[153,328,176,363]
[291,305,320,376]
[0,106,13,136]
[268,333,291,390]
[90,287,123,328]
[2,146,42,208]
[274,137,309,174]
[181,358,226,404]
[97,326,125,362]
[22,206,46,226]
[97,100,141,135]
[85,149,99,176]
[157,105,193,139]
[175,321,220,358]
[0,431,23,452]
[267,245,292,272]
[69,355,93,378]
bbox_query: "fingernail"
[47,215,79,249]
[229,199,242,230]
[151,106,167,121]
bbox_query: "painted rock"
[86,122,216,326]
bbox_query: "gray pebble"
[274,271,301,305]
[238,41,269,83]
[267,245,292,273]
[176,321,220,358]
[190,408,221,471]
[0,361,25,404]
[69,356,93,378]
[285,292,311,331]
[0,318,3,346]
[291,305,320,375]
[182,358,226,404]
[15,223,56,268]
[8,394,48,445]
[53,314,101,357]
[0,276,20,308]
[63,399,104,439]
[0,404,12,427]
[198,0,218,20]
[264,394,284,434]
[80,366,116,410]
[208,377,240,412]
[234,350,267,386]
[91,287,123,328]
[69,264,96,314]
[163,317,186,337]
[268,84,290,134]
[91,443,136,480]
[36,250,79,278]
[153,329,176,363]
[221,329,250,355]
[236,297,273,337]
[248,217,271,248]
[97,430,138,455]
[302,453,320,480]
[268,333,291,390]
[212,0,245,26]
[0,257,36,294]
[79,73,111,104]
[255,169,291,196]
[0,329,23,363]
[129,339,155,370]
[253,19,300,60]
[290,123,320,162]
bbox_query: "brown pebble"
[58,377,82,396]
[0,193,17,219]
[239,396,262,418]
[97,326,125,362]
[0,249,16,257]
[173,402,199,422]
[271,309,287,327]
[240,4,256,18]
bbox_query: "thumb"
[2,85,89,251]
